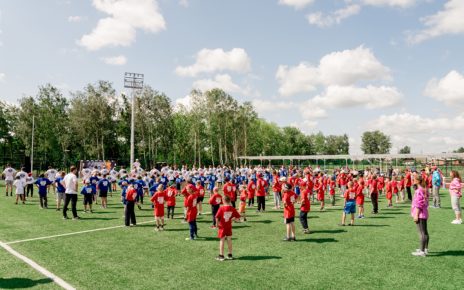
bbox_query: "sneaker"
[185,237,194,241]
[283,237,291,241]
[416,249,429,255]
[155,227,160,232]
[451,219,462,224]
[411,250,426,257]
[63,216,69,220]
[72,216,81,220]
[292,237,297,241]
[227,254,234,260]
[216,255,225,261]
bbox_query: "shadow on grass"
[381,212,406,215]
[247,220,273,224]
[368,216,394,219]
[353,224,390,227]
[310,229,346,234]
[0,278,52,289]
[297,238,337,243]
[237,255,282,261]
[82,217,118,221]
[308,216,320,219]
[428,250,464,257]
[233,225,251,229]
[90,211,116,214]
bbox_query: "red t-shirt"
[405,173,412,187]
[150,191,166,217]
[209,193,223,206]
[239,190,247,202]
[215,205,240,238]
[126,187,137,201]
[370,180,378,194]
[196,185,205,198]
[186,193,198,222]
[256,178,268,197]
[300,189,311,212]
[344,189,356,201]
[282,190,296,218]
[272,180,282,192]
[223,182,236,201]
[166,187,177,206]
[247,181,256,198]
[355,185,364,204]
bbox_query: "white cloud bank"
[278,0,315,10]
[101,55,127,65]
[424,70,464,106]
[307,4,361,28]
[79,0,166,51]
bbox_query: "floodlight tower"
[124,72,144,170]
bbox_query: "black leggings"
[248,197,254,207]
[406,187,412,201]
[167,206,175,219]
[299,211,308,230]
[26,184,34,197]
[257,196,265,211]
[416,218,429,251]
[211,205,220,226]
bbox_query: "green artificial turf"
[0,182,463,290]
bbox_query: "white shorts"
[451,195,461,213]
[5,180,13,185]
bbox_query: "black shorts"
[285,217,295,224]
[197,196,204,203]
[83,195,93,205]
[99,191,108,198]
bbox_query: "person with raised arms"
[45,166,58,194]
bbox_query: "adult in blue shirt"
[35,174,52,209]
[134,176,146,209]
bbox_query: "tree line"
[0,81,403,171]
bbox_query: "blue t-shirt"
[135,180,145,195]
[89,176,99,189]
[55,177,65,193]
[35,178,52,195]
[149,182,160,196]
[80,185,95,195]
[98,178,110,192]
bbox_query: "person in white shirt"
[46,166,58,194]
[13,176,26,204]
[16,168,28,183]
[63,166,80,220]
[25,173,35,199]
[2,164,16,196]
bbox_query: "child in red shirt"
[238,185,247,222]
[166,182,177,219]
[282,183,297,241]
[124,184,137,227]
[300,187,311,234]
[247,180,256,207]
[185,184,199,240]
[341,181,356,226]
[150,185,166,231]
[196,181,205,215]
[391,176,399,204]
[315,178,325,211]
[385,178,393,207]
[329,179,336,206]
[209,187,223,229]
[215,195,241,261]
[356,179,365,219]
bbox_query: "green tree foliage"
[454,147,464,153]
[361,131,392,154]
[399,145,411,154]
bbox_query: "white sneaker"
[416,249,428,255]
[451,219,462,224]
[412,250,426,257]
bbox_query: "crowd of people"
[2,161,462,259]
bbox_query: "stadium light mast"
[31,115,35,174]
[124,72,144,170]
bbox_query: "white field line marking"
[0,241,76,290]
[6,220,155,245]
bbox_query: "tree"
[454,147,464,153]
[361,131,391,154]
[399,146,411,154]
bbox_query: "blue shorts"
[344,201,356,214]
[295,187,301,196]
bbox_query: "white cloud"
[361,0,416,8]
[252,99,297,114]
[300,85,402,120]
[79,0,166,51]
[276,46,391,96]
[0,73,5,82]
[176,48,251,77]
[278,0,315,10]
[408,0,464,44]
[290,120,319,134]
[192,74,256,96]
[424,70,464,106]
[174,95,192,111]
[67,16,81,22]
[307,4,361,28]
[179,0,189,7]
[101,55,127,65]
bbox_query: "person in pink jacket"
[449,170,462,225]
[411,175,429,257]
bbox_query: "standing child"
[196,180,205,215]
[385,178,393,207]
[97,174,110,209]
[247,179,256,207]
[80,180,95,213]
[356,178,365,219]
[391,176,399,204]
[151,185,166,231]
[35,174,52,209]
[209,187,223,228]
[272,176,282,209]
[166,182,177,219]
[329,178,336,206]
[398,175,405,202]
[282,183,297,241]
[341,181,356,226]
[448,170,462,224]
[238,185,247,222]
[411,175,429,257]
[55,172,66,211]
[315,177,325,211]
[300,186,311,234]
[124,184,137,227]
[185,184,199,240]
[215,195,241,261]
[13,176,25,204]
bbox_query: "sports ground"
[0,182,463,290]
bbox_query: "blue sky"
[1,0,464,154]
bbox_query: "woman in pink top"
[411,175,429,257]
[448,170,462,225]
